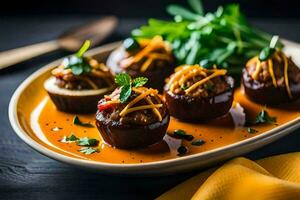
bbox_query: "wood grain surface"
[1,17,300,200]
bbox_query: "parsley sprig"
[63,40,92,75]
[114,73,148,103]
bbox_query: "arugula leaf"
[79,147,99,155]
[115,73,131,86]
[167,5,200,21]
[132,77,148,87]
[188,0,204,15]
[76,137,99,146]
[132,1,284,77]
[61,134,79,143]
[191,139,206,146]
[114,73,148,103]
[73,116,94,128]
[173,129,194,141]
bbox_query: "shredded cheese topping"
[246,51,293,99]
[167,64,227,94]
[121,36,173,72]
[104,87,163,122]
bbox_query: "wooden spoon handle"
[0,40,60,70]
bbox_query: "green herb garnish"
[79,147,99,155]
[191,139,206,146]
[132,0,283,76]
[114,73,148,103]
[61,134,79,143]
[73,116,94,127]
[247,127,258,134]
[76,137,99,146]
[63,40,92,75]
[246,108,277,126]
[254,109,276,124]
[173,129,194,141]
[258,35,279,61]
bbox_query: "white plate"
[9,40,300,175]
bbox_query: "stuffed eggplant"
[96,74,169,149]
[242,40,300,104]
[164,64,234,121]
[106,35,174,90]
[44,40,115,113]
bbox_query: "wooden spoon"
[0,16,118,70]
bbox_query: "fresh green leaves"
[115,73,131,86]
[246,108,277,126]
[63,40,92,76]
[61,134,99,146]
[259,35,279,61]
[73,116,94,127]
[132,0,283,76]
[259,47,275,61]
[60,133,100,155]
[114,73,148,103]
[79,147,99,155]
[76,137,99,146]
[173,129,194,141]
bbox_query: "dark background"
[1,0,300,18]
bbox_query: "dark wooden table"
[1,16,300,200]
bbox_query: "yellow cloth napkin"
[157,152,300,200]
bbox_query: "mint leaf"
[79,147,99,155]
[76,137,99,146]
[120,85,132,103]
[115,73,131,86]
[73,116,94,127]
[76,40,91,57]
[132,77,148,87]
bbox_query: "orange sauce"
[31,88,300,164]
